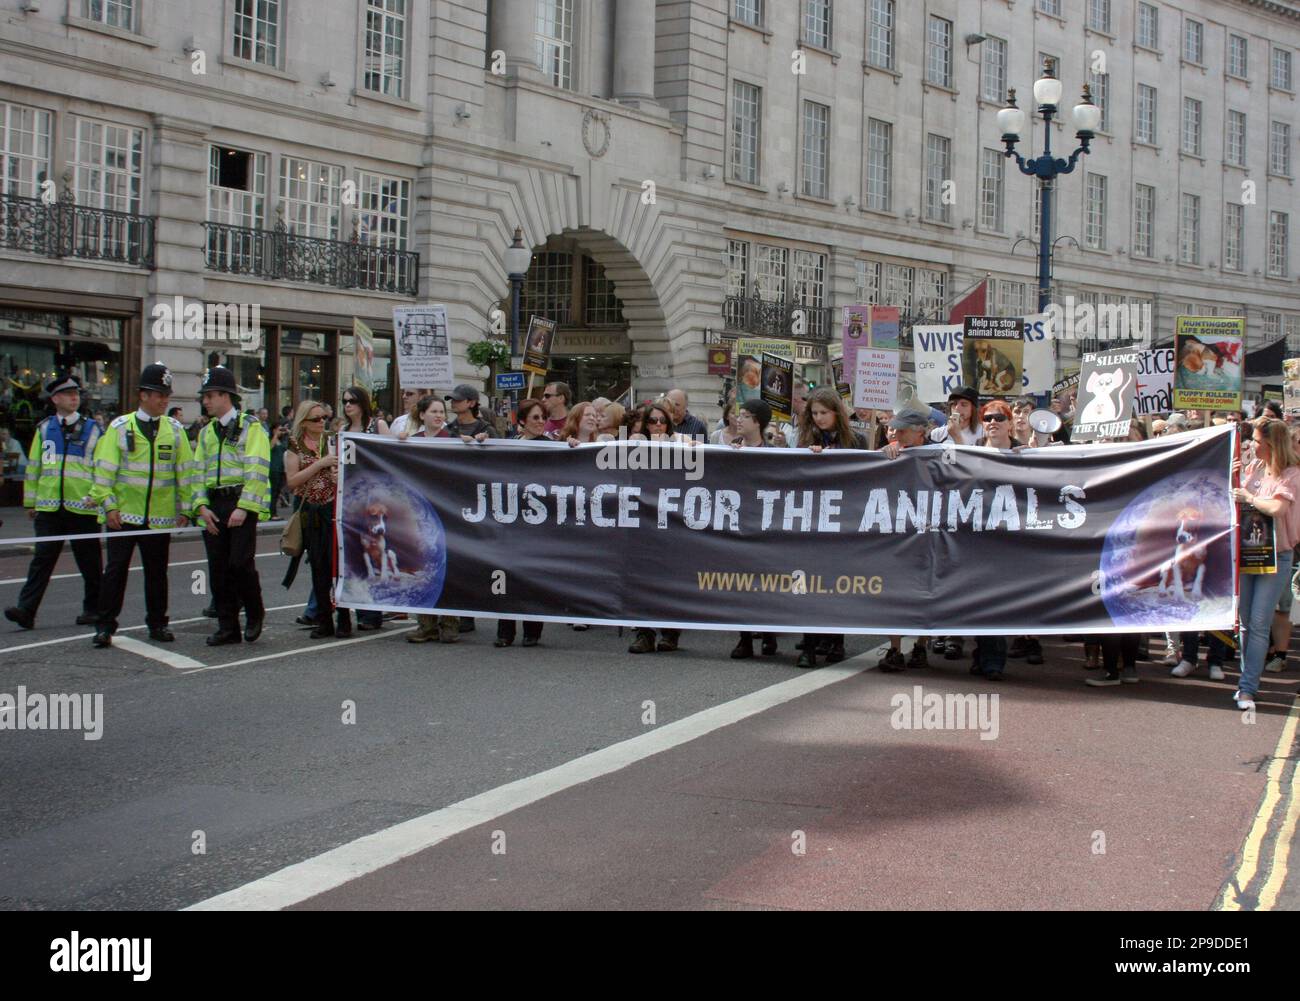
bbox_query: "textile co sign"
[334,428,1237,636]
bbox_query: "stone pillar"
[490,0,542,80]
[145,115,209,419]
[613,0,657,108]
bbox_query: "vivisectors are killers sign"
[333,427,1238,636]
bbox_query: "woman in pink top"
[1229,418,1300,709]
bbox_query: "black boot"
[731,637,755,660]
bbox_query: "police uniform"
[3,373,103,629]
[193,366,270,645]
[88,364,194,646]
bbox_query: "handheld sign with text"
[1239,505,1278,575]
[392,304,454,392]
[1173,316,1245,411]
[1135,348,1175,416]
[521,315,557,377]
[870,306,900,350]
[841,307,870,393]
[1284,357,1300,414]
[1073,349,1139,442]
[961,316,1024,398]
[915,315,1052,402]
[760,352,794,421]
[854,347,902,410]
[736,338,794,407]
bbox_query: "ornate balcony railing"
[203,221,419,295]
[0,192,155,268]
[723,293,835,342]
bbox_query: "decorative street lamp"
[998,63,1102,313]
[504,226,532,359]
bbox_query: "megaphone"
[1028,408,1062,446]
[893,384,931,420]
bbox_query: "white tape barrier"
[0,524,244,546]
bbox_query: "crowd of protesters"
[9,369,1291,713]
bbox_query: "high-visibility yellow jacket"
[192,411,271,518]
[23,414,102,516]
[87,413,194,528]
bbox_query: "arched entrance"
[516,226,673,405]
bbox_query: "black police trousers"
[16,509,103,619]
[97,525,170,633]
[203,492,265,634]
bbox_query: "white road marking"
[0,602,305,655]
[185,647,883,911]
[183,625,417,673]
[112,635,206,670]
[0,551,281,586]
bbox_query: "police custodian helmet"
[138,363,173,393]
[198,365,239,397]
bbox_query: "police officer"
[193,366,269,645]
[87,363,193,648]
[3,373,103,629]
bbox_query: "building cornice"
[1231,0,1300,21]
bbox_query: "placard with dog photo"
[736,338,795,408]
[1173,316,1244,411]
[1284,357,1300,414]
[1073,349,1140,442]
[961,316,1024,398]
[760,352,794,421]
[1239,505,1278,575]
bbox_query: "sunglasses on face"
[343,398,358,405]
[983,413,1009,423]
[647,416,669,425]
[306,416,324,423]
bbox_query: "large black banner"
[334,427,1238,635]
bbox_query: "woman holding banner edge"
[1229,418,1300,711]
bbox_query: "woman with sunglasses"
[284,400,351,640]
[792,389,865,668]
[339,387,387,632]
[626,399,694,655]
[1223,418,1300,711]
[968,401,1016,679]
[486,397,561,648]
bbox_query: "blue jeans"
[305,589,317,619]
[1238,550,1294,697]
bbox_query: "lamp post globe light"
[999,62,1101,313]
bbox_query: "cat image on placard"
[1080,367,1133,425]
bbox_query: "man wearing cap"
[877,407,934,671]
[193,366,270,646]
[86,363,194,648]
[446,385,498,442]
[929,387,986,446]
[3,373,103,630]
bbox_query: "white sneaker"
[1264,654,1286,673]
[1170,659,1196,677]
[1208,663,1226,681]
[1233,690,1256,711]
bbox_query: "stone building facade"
[1,0,1298,437]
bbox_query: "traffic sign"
[495,372,526,390]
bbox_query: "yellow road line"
[1256,697,1300,910]
[1218,698,1300,910]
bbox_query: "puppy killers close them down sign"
[1074,349,1140,442]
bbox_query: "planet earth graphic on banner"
[1099,469,1234,627]
[337,473,447,610]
